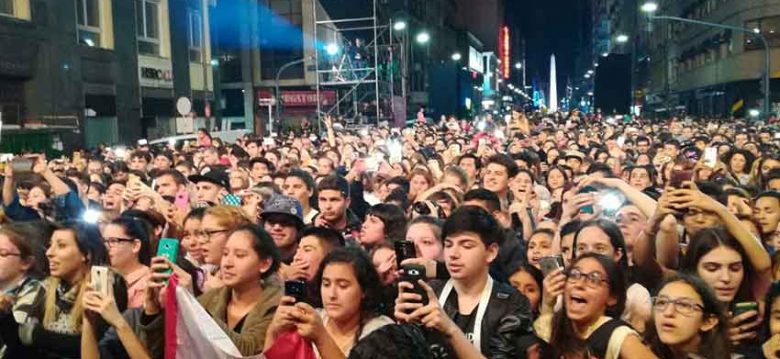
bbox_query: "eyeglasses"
[0,250,21,258]
[652,296,704,316]
[566,268,608,288]
[196,229,230,244]
[103,237,136,247]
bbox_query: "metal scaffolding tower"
[313,0,398,128]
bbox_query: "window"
[188,10,202,62]
[260,0,304,80]
[136,0,160,55]
[76,0,101,47]
[0,0,13,16]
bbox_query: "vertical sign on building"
[499,26,511,80]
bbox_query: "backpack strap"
[585,318,626,358]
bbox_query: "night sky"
[507,0,580,92]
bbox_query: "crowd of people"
[1,107,780,358]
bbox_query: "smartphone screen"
[703,147,718,168]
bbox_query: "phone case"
[394,241,416,268]
[175,190,190,210]
[90,266,110,296]
[539,256,564,277]
[156,238,180,273]
[221,194,241,206]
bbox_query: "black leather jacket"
[429,279,537,358]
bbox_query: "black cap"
[187,167,230,192]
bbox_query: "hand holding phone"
[399,264,429,311]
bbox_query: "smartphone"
[394,240,416,268]
[578,186,599,214]
[400,264,428,309]
[284,280,307,304]
[90,266,110,296]
[156,238,180,275]
[174,189,190,210]
[703,147,717,168]
[539,255,564,277]
[733,301,758,318]
[669,170,694,188]
[221,193,241,206]
[10,158,33,174]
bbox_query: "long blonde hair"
[204,205,252,229]
[42,276,87,332]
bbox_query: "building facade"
[623,0,780,116]
[0,0,214,150]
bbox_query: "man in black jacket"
[395,206,536,358]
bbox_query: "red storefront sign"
[256,90,336,107]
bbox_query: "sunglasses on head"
[412,201,446,219]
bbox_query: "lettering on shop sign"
[140,67,173,81]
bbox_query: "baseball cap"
[260,195,304,228]
[187,166,230,192]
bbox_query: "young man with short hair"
[261,194,304,264]
[187,168,230,206]
[283,169,318,224]
[153,169,188,198]
[457,153,482,189]
[482,154,518,208]
[395,206,534,358]
[312,175,362,245]
[288,226,345,282]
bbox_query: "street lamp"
[750,109,761,117]
[515,62,522,70]
[616,34,629,43]
[451,52,462,61]
[416,32,430,44]
[393,21,407,31]
[584,74,591,79]
[641,1,658,13]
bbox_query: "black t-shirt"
[453,307,477,345]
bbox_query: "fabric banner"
[164,275,266,359]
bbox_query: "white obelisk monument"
[549,54,558,112]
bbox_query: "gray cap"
[260,195,304,227]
